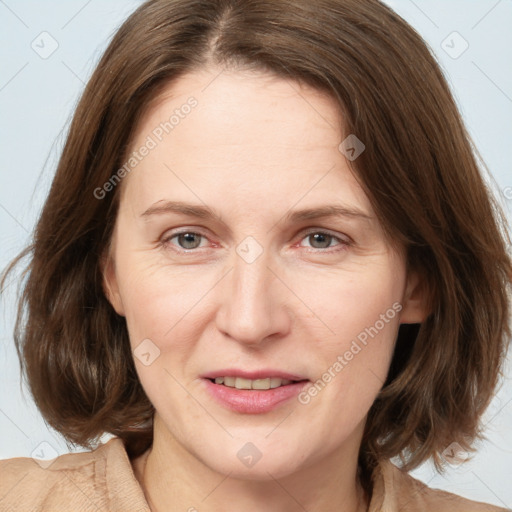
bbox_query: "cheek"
[294,262,405,402]
[115,228,405,365]
[115,259,214,407]
[117,243,405,348]
[296,259,404,344]
[115,251,219,351]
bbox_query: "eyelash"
[160,228,351,254]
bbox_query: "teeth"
[213,376,294,389]
[223,376,235,387]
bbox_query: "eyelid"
[299,227,352,243]
[160,226,352,253]
[296,228,352,252]
[160,228,212,250]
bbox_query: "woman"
[1,0,510,510]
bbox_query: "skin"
[103,66,427,512]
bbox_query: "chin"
[206,454,306,481]
[183,432,306,479]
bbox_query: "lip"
[201,378,310,414]
[200,369,307,381]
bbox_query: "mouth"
[205,376,308,390]
[200,370,310,413]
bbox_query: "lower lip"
[202,378,310,414]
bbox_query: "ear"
[101,250,125,316]
[399,270,429,324]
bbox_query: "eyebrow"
[141,200,373,223]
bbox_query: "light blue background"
[1,0,511,508]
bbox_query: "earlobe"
[399,271,429,324]
[101,253,125,316]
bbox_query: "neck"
[135,413,368,512]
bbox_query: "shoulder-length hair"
[2,0,511,496]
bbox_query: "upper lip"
[201,369,308,381]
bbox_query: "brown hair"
[2,0,511,499]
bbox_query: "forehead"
[120,66,373,219]
[137,66,343,150]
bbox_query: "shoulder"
[371,459,510,512]
[0,437,149,512]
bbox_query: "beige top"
[0,437,509,511]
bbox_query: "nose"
[215,249,292,347]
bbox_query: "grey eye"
[306,233,334,249]
[174,232,203,249]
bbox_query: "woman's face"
[104,67,425,478]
